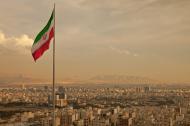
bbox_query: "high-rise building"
[55,93,67,107]
[144,86,151,93]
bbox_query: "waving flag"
[31,10,54,61]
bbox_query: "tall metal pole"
[53,3,56,126]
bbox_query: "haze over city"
[0,0,190,84]
[1,1,190,126]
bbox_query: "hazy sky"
[0,0,190,83]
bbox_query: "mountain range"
[0,74,166,86]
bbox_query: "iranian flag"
[31,10,54,61]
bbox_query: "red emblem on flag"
[43,33,47,40]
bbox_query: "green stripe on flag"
[33,10,54,45]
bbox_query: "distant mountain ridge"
[0,75,45,85]
[89,75,163,84]
[0,74,164,85]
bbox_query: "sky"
[0,0,190,83]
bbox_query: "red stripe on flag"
[32,27,54,61]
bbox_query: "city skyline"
[1,85,190,125]
[0,0,190,83]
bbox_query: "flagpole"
[53,3,56,126]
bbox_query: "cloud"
[109,46,139,57]
[0,30,33,54]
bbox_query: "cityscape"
[0,83,190,126]
[1,0,190,126]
